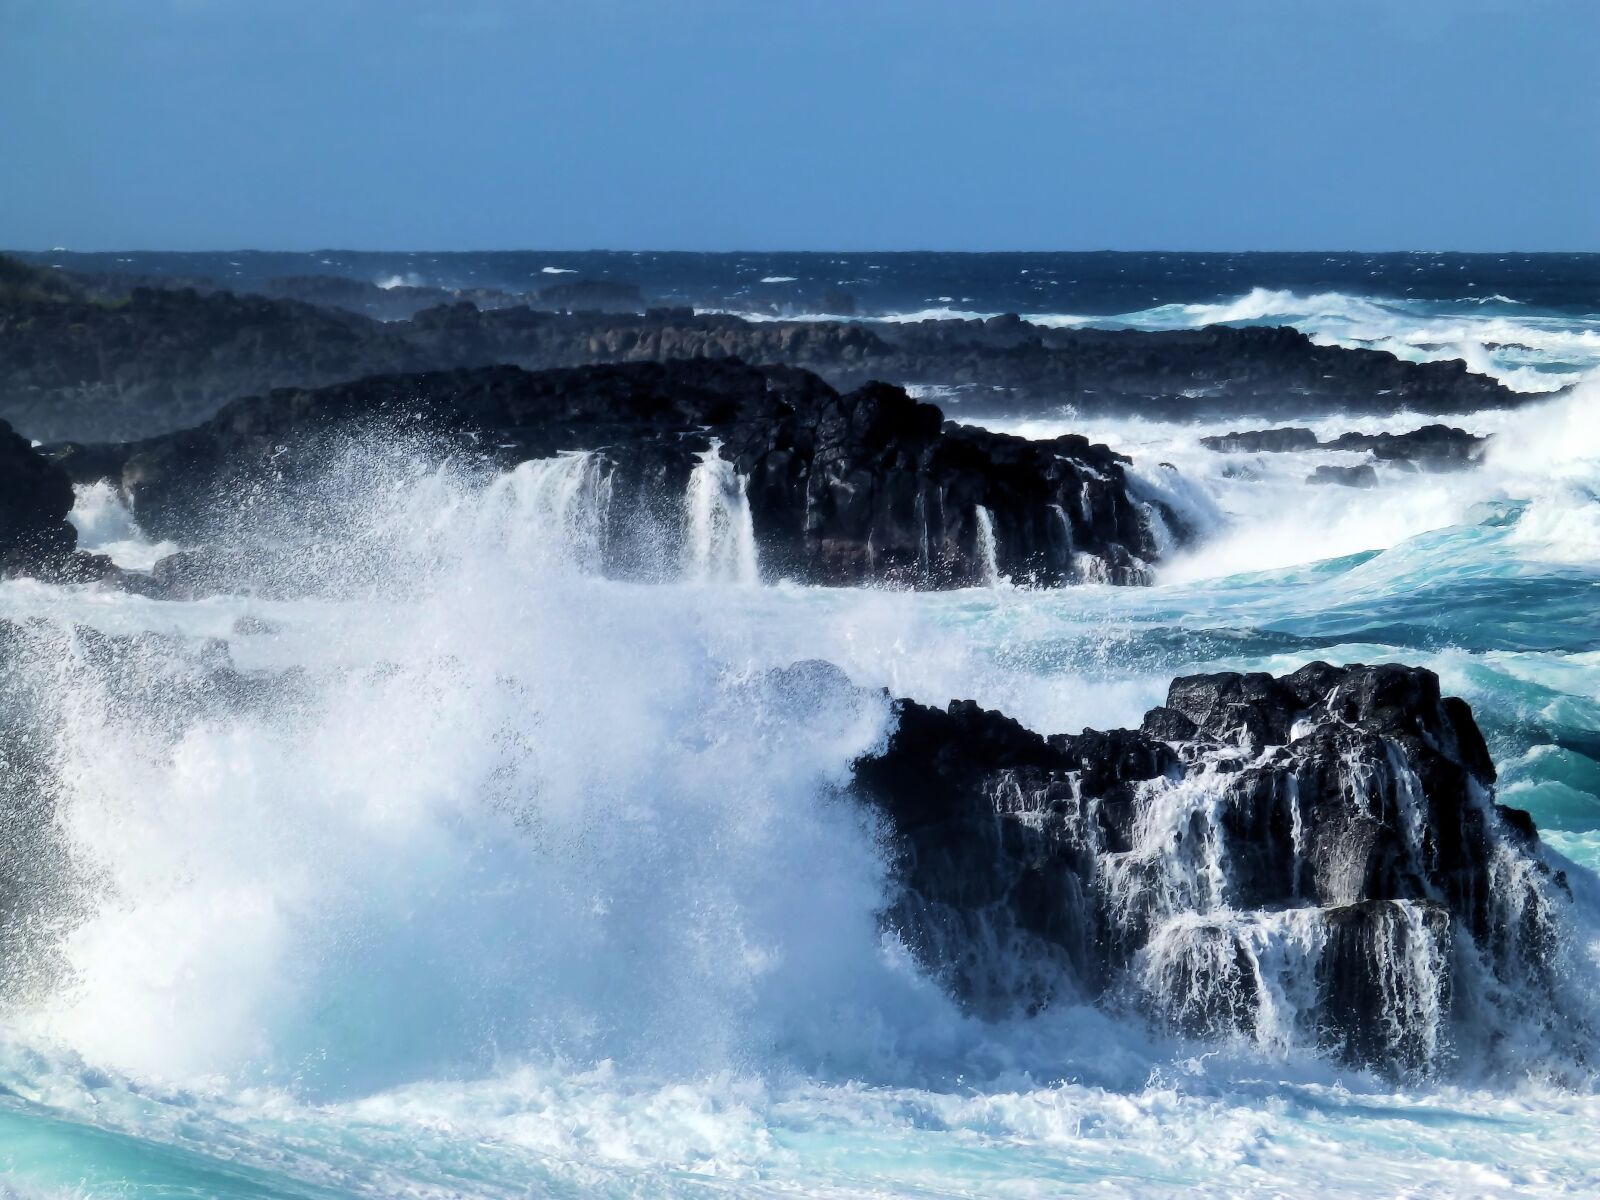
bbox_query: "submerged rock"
[852,661,1579,1077]
[1308,463,1379,488]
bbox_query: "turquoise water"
[0,375,1595,1195]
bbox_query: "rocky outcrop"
[853,662,1579,1076]
[0,264,1521,443]
[52,361,1176,590]
[1205,423,1487,470]
[0,418,117,583]
[1324,424,1487,468]
[1200,427,1319,454]
[0,418,77,574]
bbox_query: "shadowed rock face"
[50,360,1174,590]
[0,287,425,441]
[0,418,82,578]
[852,661,1577,1076]
[0,272,1520,443]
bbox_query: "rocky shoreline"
[1,257,1522,443]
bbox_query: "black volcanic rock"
[0,417,83,578]
[852,662,1573,1076]
[1200,427,1319,453]
[59,361,1174,589]
[1324,423,1487,467]
[1204,422,1487,471]
[0,270,1522,443]
[392,306,1519,421]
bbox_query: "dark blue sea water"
[20,247,1600,314]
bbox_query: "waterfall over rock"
[685,441,759,585]
[973,505,1002,587]
[472,451,614,573]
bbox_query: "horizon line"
[10,247,1600,258]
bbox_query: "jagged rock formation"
[0,257,1520,443]
[50,360,1175,589]
[1204,423,1487,470]
[1325,424,1488,468]
[1200,427,1321,454]
[853,661,1579,1076]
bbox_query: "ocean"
[0,252,1596,1197]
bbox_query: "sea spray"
[14,486,935,1095]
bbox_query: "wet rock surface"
[852,661,1578,1075]
[51,360,1174,589]
[1205,422,1488,471]
[0,418,79,575]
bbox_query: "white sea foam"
[68,482,178,570]
[980,375,1600,582]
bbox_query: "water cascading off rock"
[851,660,1586,1077]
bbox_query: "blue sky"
[3,0,1597,251]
